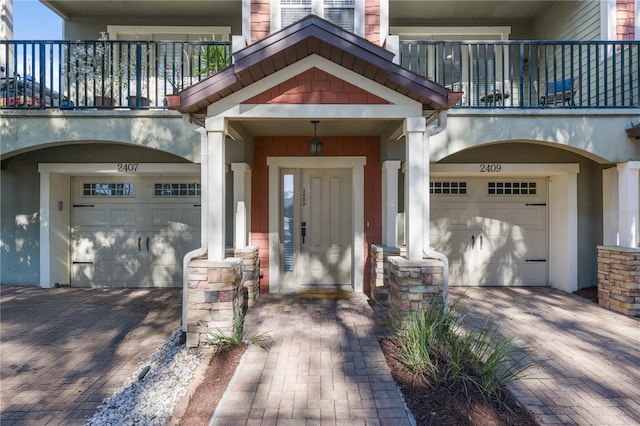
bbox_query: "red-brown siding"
[251,0,271,44]
[242,68,389,105]
[617,0,636,41]
[365,0,381,45]
[252,136,382,293]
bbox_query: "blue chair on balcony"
[535,78,579,106]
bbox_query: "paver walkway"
[0,285,181,425]
[451,287,640,426]
[211,293,412,425]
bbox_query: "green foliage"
[200,296,271,351]
[394,298,536,399]
[194,42,230,77]
[158,38,230,94]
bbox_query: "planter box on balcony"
[625,126,640,140]
[128,96,150,109]
[164,94,180,109]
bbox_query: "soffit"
[42,1,556,24]
[41,1,240,20]
[390,1,558,23]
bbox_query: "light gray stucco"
[0,110,202,162]
[430,111,640,163]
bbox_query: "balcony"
[0,40,232,110]
[400,40,640,109]
[1,39,638,110]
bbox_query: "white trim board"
[207,55,423,118]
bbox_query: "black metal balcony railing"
[0,40,232,109]
[0,39,638,110]
[400,40,639,108]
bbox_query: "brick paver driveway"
[451,287,640,426]
[0,286,181,425]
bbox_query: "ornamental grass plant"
[200,296,271,351]
[394,298,536,399]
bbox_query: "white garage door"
[71,176,201,288]
[430,178,547,286]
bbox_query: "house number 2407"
[117,163,139,172]
[480,163,502,173]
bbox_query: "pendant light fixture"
[308,120,323,156]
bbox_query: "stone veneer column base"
[186,258,243,347]
[370,245,401,305]
[388,256,445,329]
[234,246,260,308]
[597,246,640,317]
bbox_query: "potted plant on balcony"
[67,32,130,107]
[159,38,229,108]
[625,120,640,140]
[125,43,153,109]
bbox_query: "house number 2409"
[480,163,502,173]
[117,163,139,172]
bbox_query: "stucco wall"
[430,111,640,163]
[0,111,202,161]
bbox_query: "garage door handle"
[138,237,141,251]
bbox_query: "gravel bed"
[85,329,206,426]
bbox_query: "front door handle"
[471,235,475,249]
[301,222,306,244]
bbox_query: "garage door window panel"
[154,182,201,197]
[83,182,134,197]
[488,181,537,195]
[430,181,468,195]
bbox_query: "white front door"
[430,177,548,286]
[280,168,353,290]
[70,176,201,287]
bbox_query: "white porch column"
[403,116,427,260]
[602,167,619,245]
[206,117,227,260]
[39,169,52,288]
[231,162,252,249]
[382,160,401,246]
[548,170,579,293]
[617,161,640,248]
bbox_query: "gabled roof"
[178,15,459,114]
